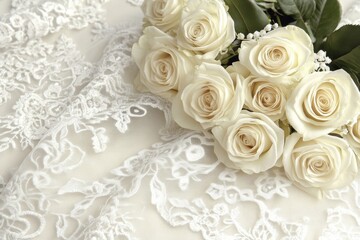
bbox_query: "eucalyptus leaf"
[310,0,341,44]
[225,0,270,34]
[323,25,360,59]
[277,0,315,21]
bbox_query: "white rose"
[226,61,251,79]
[346,115,360,158]
[286,70,360,140]
[243,76,289,121]
[212,111,284,174]
[132,26,194,100]
[283,133,358,198]
[172,62,244,130]
[239,26,314,82]
[177,0,236,59]
[142,0,186,33]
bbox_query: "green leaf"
[323,25,360,89]
[332,46,360,72]
[310,0,341,43]
[277,0,316,21]
[349,71,360,90]
[225,0,270,34]
[331,45,360,89]
[322,25,360,59]
[343,69,360,90]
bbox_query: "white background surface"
[0,0,359,239]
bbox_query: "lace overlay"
[0,36,90,150]
[0,0,114,200]
[0,1,109,47]
[1,0,360,239]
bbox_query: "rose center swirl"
[270,48,283,61]
[262,46,289,68]
[196,86,220,118]
[308,158,330,174]
[153,0,167,17]
[151,52,174,83]
[259,88,278,107]
[251,81,283,114]
[189,21,207,41]
[294,147,336,182]
[231,124,271,158]
[240,134,256,148]
[235,129,258,154]
[304,82,340,121]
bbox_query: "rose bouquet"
[132,0,360,198]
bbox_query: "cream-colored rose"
[226,61,251,79]
[212,111,284,174]
[283,133,358,198]
[142,0,186,33]
[132,26,194,100]
[172,62,244,130]
[239,26,314,82]
[243,76,289,121]
[177,0,236,59]
[346,115,360,158]
[286,70,360,140]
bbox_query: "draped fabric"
[1,0,360,239]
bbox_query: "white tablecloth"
[0,0,360,239]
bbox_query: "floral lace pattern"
[1,0,360,239]
[0,0,108,191]
[0,36,91,151]
[0,0,109,48]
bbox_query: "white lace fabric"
[1,0,360,239]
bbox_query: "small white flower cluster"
[237,23,279,41]
[314,50,332,72]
